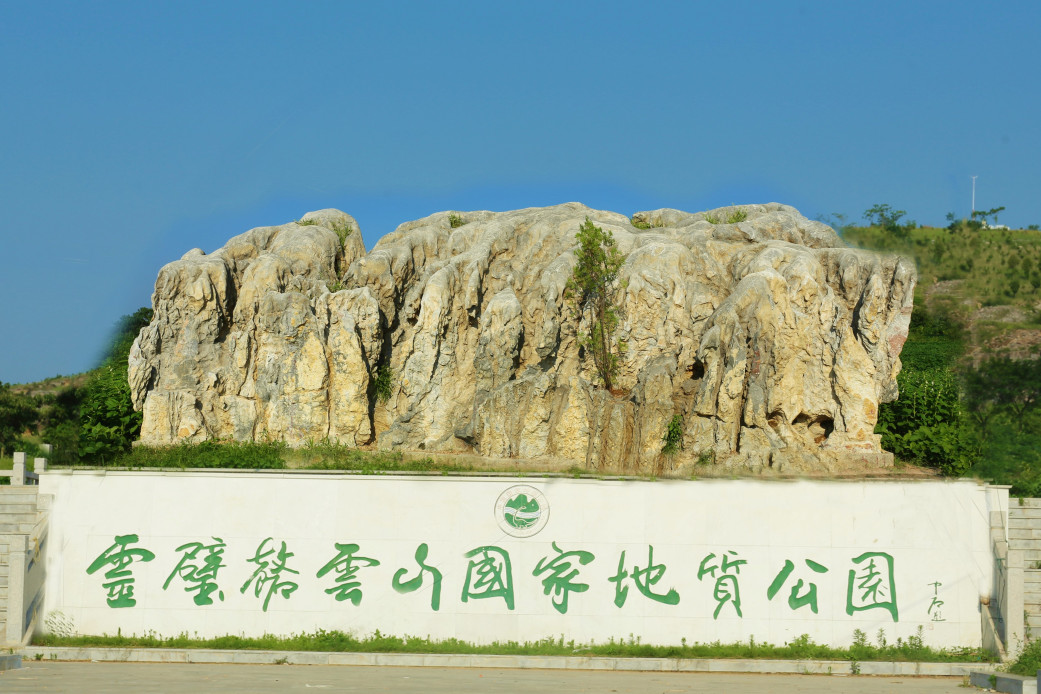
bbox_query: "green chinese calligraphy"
[697,550,747,618]
[86,533,156,608]
[608,546,680,607]
[767,558,829,614]
[393,543,443,611]
[846,552,898,622]
[461,545,514,610]
[532,541,595,614]
[927,581,946,622]
[317,543,381,605]
[163,537,226,606]
[240,537,299,612]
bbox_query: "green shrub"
[661,415,684,456]
[1009,638,1041,675]
[630,217,652,230]
[448,213,465,228]
[373,365,394,404]
[725,209,748,224]
[876,366,978,475]
[331,220,353,249]
[97,440,287,469]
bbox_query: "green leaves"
[79,307,153,463]
[661,415,684,456]
[566,218,626,391]
[80,361,142,461]
[877,365,978,476]
[372,365,394,404]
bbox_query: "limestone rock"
[131,202,915,472]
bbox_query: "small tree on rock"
[566,218,626,391]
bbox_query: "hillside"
[841,223,1041,359]
[842,219,1041,494]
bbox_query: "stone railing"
[1,449,48,486]
[2,519,47,645]
[1,447,50,647]
[985,509,1025,659]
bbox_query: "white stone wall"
[38,471,1004,649]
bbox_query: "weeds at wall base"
[30,629,995,664]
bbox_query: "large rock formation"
[129,203,915,472]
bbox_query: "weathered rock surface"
[130,203,915,473]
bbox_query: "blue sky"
[2,1,1039,383]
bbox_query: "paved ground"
[0,662,976,693]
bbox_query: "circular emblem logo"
[495,485,550,538]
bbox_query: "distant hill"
[842,220,1041,495]
[841,223,1041,362]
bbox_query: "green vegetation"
[661,414,684,456]
[58,439,476,474]
[1008,637,1041,675]
[703,209,748,224]
[4,308,152,468]
[874,306,977,476]
[297,216,352,250]
[842,206,1041,490]
[842,215,1041,317]
[79,307,152,463]
[99,440,287,469]
[726,209,748,224]
[331,219,353,249]
[566,218,627,391]
[0,382,36,459]
[630,216,652,230]
[372,365,394,404]
[862,203,912,238]
[696,449,716,466]
[290,441,474,473]
[32,627,990,663]
[448,213,465,228]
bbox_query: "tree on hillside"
[0,384,36,458]
[566,218,626,391]
[973,206,1007,226]
[863,203,906,228]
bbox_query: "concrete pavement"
[0,662,975,693]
